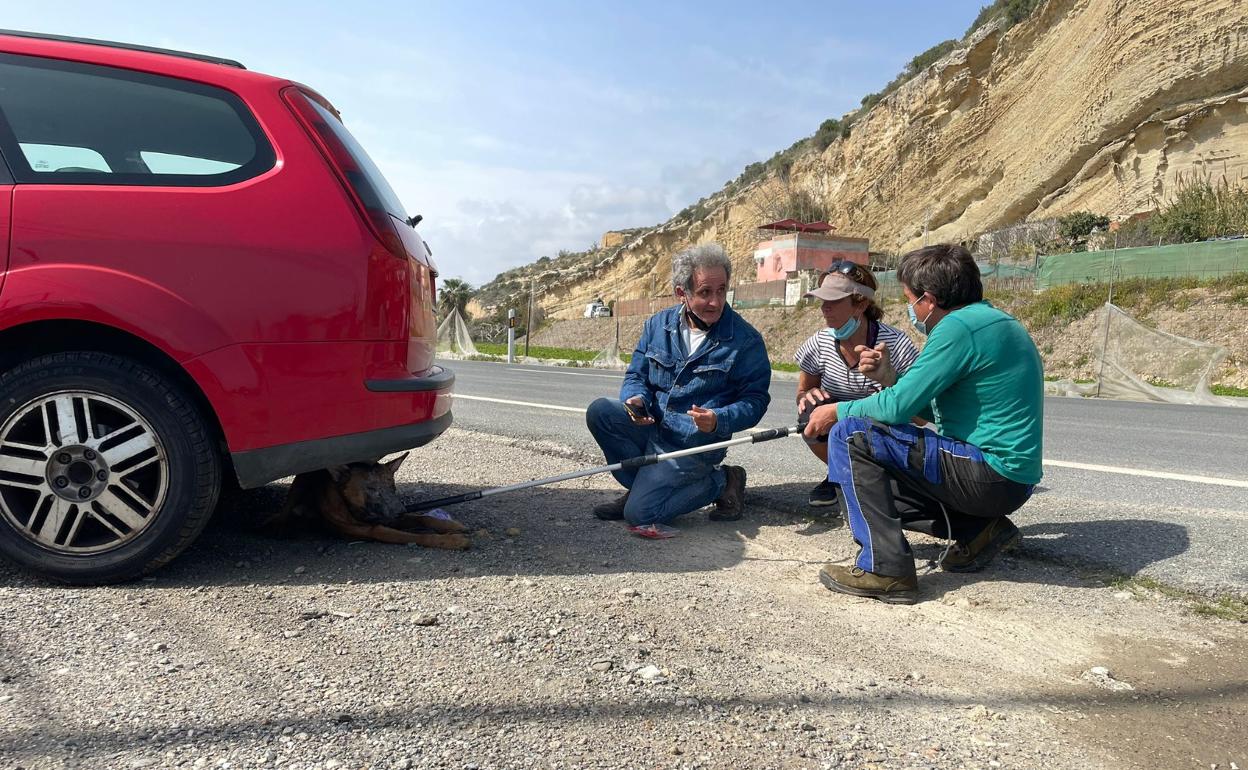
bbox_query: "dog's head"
[327,452,409,523]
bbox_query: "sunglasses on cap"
[821,260,863,280]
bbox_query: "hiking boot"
[940,517,1021,572]
[818,563,918,605]
[808,479,839,507]
[709,465,747,521]
[592,492,629,521]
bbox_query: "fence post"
[507,308,516,363]
[1095,230,1120,398]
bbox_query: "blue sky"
[7,1,986,285]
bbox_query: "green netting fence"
[873,261,1038,298]
[869,239,1248,297]
[1036,238,1248,289]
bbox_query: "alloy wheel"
[0,390,169,554]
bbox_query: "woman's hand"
[797,387,830,414]
[802,403,839,440]
[687,405,718,433]
[855,343,897,386]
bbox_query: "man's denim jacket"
[620,304,772,449]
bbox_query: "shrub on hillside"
[1056,211,1110,252]
[965,0,1044,37]
[1151,175,1248,244]
[908,39,960,74]
[813,118,842,151]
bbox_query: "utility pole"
[524,277,535,358]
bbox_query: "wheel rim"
[0,390,169,555]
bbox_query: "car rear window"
[302,97,408,220]
[0,52,274,186]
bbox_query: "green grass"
[475,342,601,362]
[1212,384,1248,398]
[1109,575,1248,622]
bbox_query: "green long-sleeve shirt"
[839,301,1044,484]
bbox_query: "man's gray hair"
[671,243,733,293]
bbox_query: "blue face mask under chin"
[907,297,932,335]
[821,315,861,341]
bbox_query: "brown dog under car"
[263,453,470,549]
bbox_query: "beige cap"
[805,271,875,302]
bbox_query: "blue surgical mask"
[907,296,933,335]
[821,315,861,341]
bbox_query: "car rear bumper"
[231,409,453,488]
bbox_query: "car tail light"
[282,87,407,260]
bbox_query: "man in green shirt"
[802,244,1043,605]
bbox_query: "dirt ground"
[2,428,1242,769]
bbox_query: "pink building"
[752,220,869,282]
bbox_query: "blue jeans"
[586,398,727,525]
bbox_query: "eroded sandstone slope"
[523,0,1248,320]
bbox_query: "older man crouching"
[585,243,772,527]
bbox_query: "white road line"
[454,394,588,413]
[448,360,624,379]
[1042,459,1248,488]
[503,367,624,380]
[456,394,1248,488]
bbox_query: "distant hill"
[474,0,1248,320]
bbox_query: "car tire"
[0,351,220,584]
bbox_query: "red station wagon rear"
[0,30,453,583]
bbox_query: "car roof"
[0,29,245,68]
[0,29,288,88]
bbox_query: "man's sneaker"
[808,479,839,507]
[818,563,918,605]
[940,517,1020,572]
[592,493,629,521]
[709,465,747,521]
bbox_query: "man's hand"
[687,405,718,433]
[624,397,655,425]
[855,342,897,386]
[797,387,830,414]
[802,403,839,440]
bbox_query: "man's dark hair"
[897,244,982,309]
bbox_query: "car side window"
[19,143,112,173]
[0,52,274,187]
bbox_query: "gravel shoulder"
[1,427,1245,770]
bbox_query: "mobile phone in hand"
[623,400,646,421]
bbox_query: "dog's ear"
[326,465,352,483]
[383,452,410,474]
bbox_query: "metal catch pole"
[402,425,800,513]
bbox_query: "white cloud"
[420,176,672,286]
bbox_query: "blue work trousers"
[827,416,1034,577]
[586,398,727,526]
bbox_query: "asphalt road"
[442,358,1248,596]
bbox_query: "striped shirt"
[794,320,920,401]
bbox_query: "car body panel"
[0,32,452,487]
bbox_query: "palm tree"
[438,278,474,319]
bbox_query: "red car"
[0,30,452,583]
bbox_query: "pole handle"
[620,453,659,469]
[751,425,795,442]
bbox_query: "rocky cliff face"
[522,0,1248,320]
